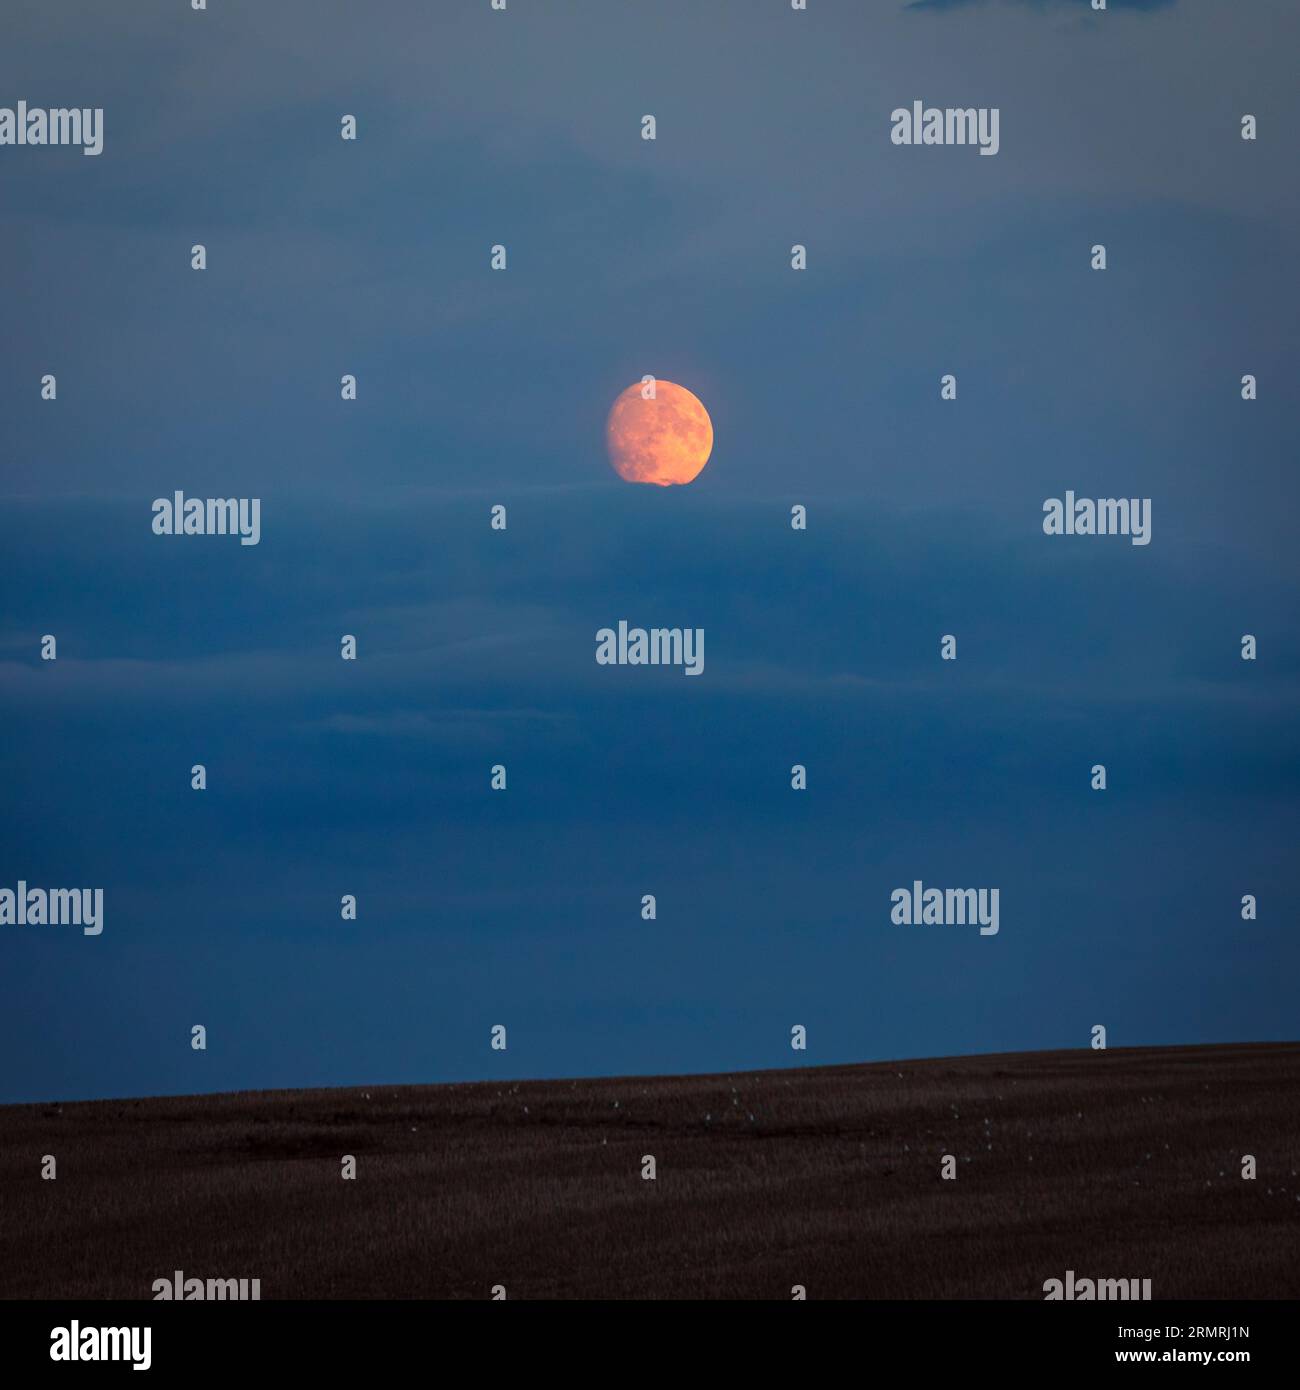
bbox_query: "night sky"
[2,0,1297,1103]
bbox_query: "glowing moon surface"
[606,380,713,486]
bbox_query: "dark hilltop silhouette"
[2,1042,1297,1300]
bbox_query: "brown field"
[1,1042,1297,1300]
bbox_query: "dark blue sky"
[2,0,1297,1102]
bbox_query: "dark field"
[2,1042,1297,1300]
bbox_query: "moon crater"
[606,380,713,486]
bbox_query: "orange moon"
[606,380,713,486]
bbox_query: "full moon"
[606,379,713,486]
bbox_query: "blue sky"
[1,0,1297,1102]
